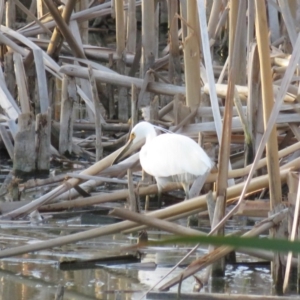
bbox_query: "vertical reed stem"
[183,0,201,110]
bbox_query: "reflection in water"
[0,225,288,299]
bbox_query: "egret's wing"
[140,134,212,178]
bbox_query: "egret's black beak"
[111,137,134,165]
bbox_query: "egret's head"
[129,121,157,144]
[112,122,156,165]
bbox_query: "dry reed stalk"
[0,25,62,76]
[255,0,282,210]
[65,173,129,185]
[0,125,13,159]
[47,0,76,57]
[208,26,300,245]
[289,124,300,142]
[267,0,280,44]
[0,0,4,25]
[167,0,181,85]
[212,0,245,276]
[115,0,128,121]
[16,139,300,214]
[88,65,103,160]
[0,168,293,259]
[126,169,137,211]
[4,52,15,100]
[179,0,187,39]
[159,208,288,291]
[76,0,89,44]
[212,5,229,45]
[183,0,201,110]
[13,0,53,38]
[283,173,300,292]
[196,0,231,192]
[59,75,75,154]
[43,0,86,59]
[37,0,46,38]
[149,292,298,300]
[0,139,144,220]
[110,208,207,236]
[207,0,223,39]
[126,0,136,54]
[41,154,300,212]
[53,76,62,121]
[141,0,156,75]
[60,64,295,102]
[233,117,255,164]
[33,48,49,113]
[19,2,112,37]
[172,107,197,133]
[13,53,30,113]
[234,1,247,85]
[278,0,297,46]
[131,84,138,127]
[35,109,51,172]
[0,32,28,56]
[246,43,260,162]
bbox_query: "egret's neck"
[145,128,157,144]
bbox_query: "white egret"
[114,121,212,204]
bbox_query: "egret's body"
[116,122,212,200]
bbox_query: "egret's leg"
[157,183,163,209]
[157,190,162,209]
[156,178,168,209]
[183,183,190,200]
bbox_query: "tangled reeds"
[0,0,300,297]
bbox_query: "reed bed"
[0,0,300,297]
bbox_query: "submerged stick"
[159,208,288,291]
[0,168,293,259]
[110,208,207,236]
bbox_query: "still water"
[0,225,279,300]
[0,163,293,299]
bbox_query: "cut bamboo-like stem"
[141,0,156,75]
[115,0,125,58]
[126,0,136,53]
[59,64,296,102]
[255,0,282,210]
[168,0,181,85]
[88,65,103,160]
[183,0,201,110]
[212,0,244,276]
[43,0,86,59]
[110,208,207,236]
[47,0,76,57]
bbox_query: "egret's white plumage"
[121,122,212,200]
